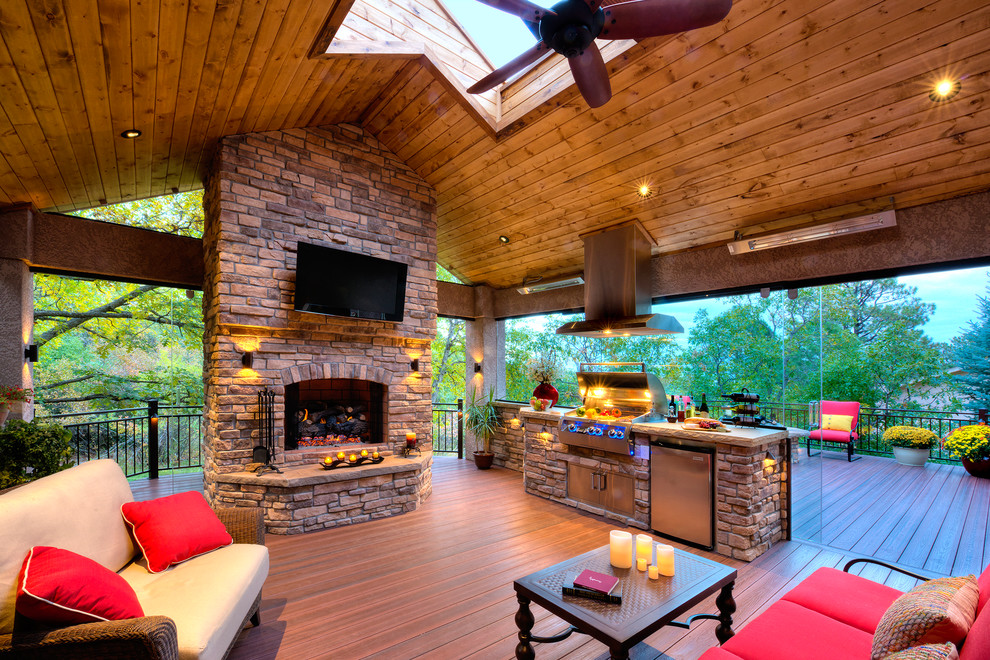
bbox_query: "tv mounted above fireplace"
[293,241,408,322]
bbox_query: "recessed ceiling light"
[929,79,961,102]
[637,184,652,198]
[121,129,142,139]
[498,235,510,244]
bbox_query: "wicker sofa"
[0,459,269,660]
[700,559,990,659]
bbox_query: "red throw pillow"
[121,491,232,573]
[16,546,144,625]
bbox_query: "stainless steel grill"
[558,362,668,455]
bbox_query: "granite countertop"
[630,420,789,447]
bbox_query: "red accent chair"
[699,559,990,660]
[808,400,862,462]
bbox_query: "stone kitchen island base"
[513,407,789,562]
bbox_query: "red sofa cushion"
[978,564,990,614]
[698,648,744,660]
[960,591,990,660]
[719,600,874,660]
[781,567,903,633]
[809,429,859,443]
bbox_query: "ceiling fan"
[466,0,732,108]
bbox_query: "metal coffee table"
[512,545,737,659]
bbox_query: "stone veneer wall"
[492,402,525,472]
[715,440,788,561]
[201,124,436,503]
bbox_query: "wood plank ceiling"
[0,0,988,290]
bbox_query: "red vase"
[962,457,990,479]
[533,381,559,408]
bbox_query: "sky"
[654,265,990,346]
[442,0,545,66]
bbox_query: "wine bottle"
[700,393,709,414]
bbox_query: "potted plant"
[526,352,563,408]
[943,424,990,478]
[881,426,938,467]
[465,388,500,470]
[0,385,32,427]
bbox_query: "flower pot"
[893,446,930,467]
[473,451,494,470]
[962,457,990,479]
[533,381,559,408]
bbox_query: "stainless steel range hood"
[556,222,683,338]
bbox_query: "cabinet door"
[567,463,600,507]
[603,471,635,517]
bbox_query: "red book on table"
[573,569,619,595]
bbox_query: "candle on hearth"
[337,451,345,460]
[348,454,358,463]
[324,456,332,465]
[648,565,660,580]
[657,544,675,576]
[405,432,417,447]
[635,534,653,564]
[609,530,633,569]
[372,451,379,459]
[360,449,368,457]
[637,558,648,572]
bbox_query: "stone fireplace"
[200,124,437,533]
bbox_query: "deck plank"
[119,453,990,659]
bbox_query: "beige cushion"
[872,576,979,659]
[120,543,269,660]
[885,642,960,659]
[0,460,137,634]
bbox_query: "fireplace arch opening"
[284,378,385,449]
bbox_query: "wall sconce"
[24,344,38,363]
[411,358,420,373]
[474,362,482,373]
[241,351,254,368]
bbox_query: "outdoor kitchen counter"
[629,421,789,448]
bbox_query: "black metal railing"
[38,400,203,478]
[432,399,463,458]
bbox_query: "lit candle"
[637,557,648,572]
[405,432,417,447]
[657,544,675,576]
[635,534,653,564]
[648,565,660,580]
[372,451,379,459]
[609,530,633,569]
[323,456,332,465]
[360,449,368,457]
[336,451,345,460]
[348,454,358,463]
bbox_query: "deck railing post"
[148,399,159,480]
[457,398,464,459]
[980,409,988,424]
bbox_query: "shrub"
[881,426,938,449]
[0,420,73,490]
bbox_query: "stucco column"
[0,257,34,422]
[465,286,506,455]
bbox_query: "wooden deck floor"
[791,448,990,577]
[129,455,988,659]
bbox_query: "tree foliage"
[953,279,990,412]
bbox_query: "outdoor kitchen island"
[516,407,790,562]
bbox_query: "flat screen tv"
[293,241,408,322]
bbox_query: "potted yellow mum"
[881,426,938,467]
[943,424,990,478]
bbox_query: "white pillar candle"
[609,530,633,569]
[657,544,675,576]
[637,557,648,571]
[635,534,653,564]
[648,565,660,580]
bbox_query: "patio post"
[465,285,506,455]
[0,206,35,422]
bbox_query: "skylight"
[441,0,551,68]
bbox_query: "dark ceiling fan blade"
[467,43,550,94]
[598,0,731,41]
[568,43,611,108]
[473,0,555,24]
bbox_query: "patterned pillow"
[872,576,978,659]
[821,414,854,432]
[884,642,958,659]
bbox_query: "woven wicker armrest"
[215,506,265,545]
[0,615,177,660]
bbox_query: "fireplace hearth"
[285,378,384,449]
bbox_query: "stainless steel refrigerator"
[650,441,715,550]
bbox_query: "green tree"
[953,281,990,412]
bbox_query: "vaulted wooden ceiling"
[1,0,988,290]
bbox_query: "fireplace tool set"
[252,387,282,475]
